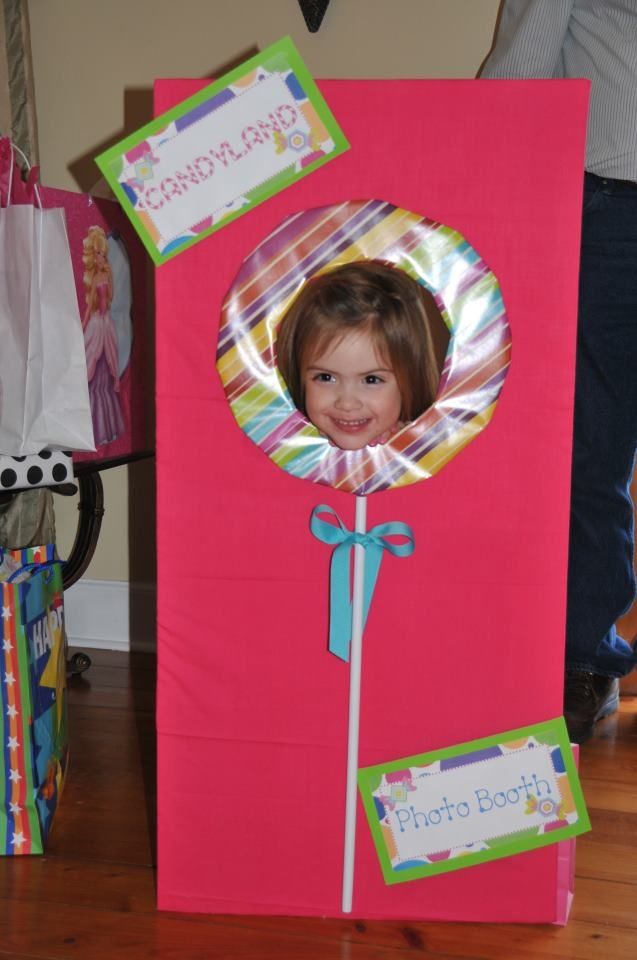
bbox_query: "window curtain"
[0,0,38,163]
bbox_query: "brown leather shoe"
[564,671,620,744]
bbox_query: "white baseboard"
[64,578,156,653]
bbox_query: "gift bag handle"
[6,139,42,209]
[7,560,58,583]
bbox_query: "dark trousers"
[566,173,637,677]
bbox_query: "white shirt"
[481,0,637,180]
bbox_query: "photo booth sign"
[358,718,589,885]
[156,77,588,922]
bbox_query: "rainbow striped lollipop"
[218,199,510,494]
[217,199,511,912]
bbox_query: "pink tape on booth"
[155,78,588,921]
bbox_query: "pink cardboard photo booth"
[155,77,588,921]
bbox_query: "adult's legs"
[565,174,637,730]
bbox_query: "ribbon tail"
[328,543,353,661]
[328,542,384,662]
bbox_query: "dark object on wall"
[297,0,331,32]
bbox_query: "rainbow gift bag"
[1,545,68,855]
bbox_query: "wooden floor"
[0,649,635,960]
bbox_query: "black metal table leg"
[62,471,105,589]
[63,471,105,675]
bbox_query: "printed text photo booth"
[156,78,588,921]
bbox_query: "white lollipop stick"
[341,493,367,914]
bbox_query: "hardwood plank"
[257,917,637,960]
[579,778,637,814]
[576,740,637,782]
[579,808,637,847]
[2,861,635,960]
[0,857,156,913]
[369,920,637,960]
[0,854,632,954]
[0,954,67,960]
[582,703,637,744]
[571,877,637,928]
[67,703,155,740]
[620,674,637,695]
[47,695,157,865]
[167,913,637,960]
[66,683,155,713]
[68,661,156,692]
[0,954,61,959]
[44,809,154,866]
[2,647,635,959]
[576,840,637,885]
[2,898,637,960]
[0,900,448,960]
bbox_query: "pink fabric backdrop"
[155,78,589,920]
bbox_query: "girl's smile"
[302,330,403,450]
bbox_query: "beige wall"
[28,0,501,581]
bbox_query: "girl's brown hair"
[276,260,442,421]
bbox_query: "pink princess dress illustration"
[82,226,125,445]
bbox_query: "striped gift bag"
[1,545,67,854]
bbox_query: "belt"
[586,171,637,189]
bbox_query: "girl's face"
[302,328,402,450]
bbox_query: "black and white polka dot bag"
[0,450,74,493]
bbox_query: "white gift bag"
[0,144,95,455]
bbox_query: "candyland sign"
[96,37,349,265]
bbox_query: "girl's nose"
[334,385,362,410]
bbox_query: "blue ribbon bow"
[310,505,415,662]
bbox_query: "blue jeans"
[566,173,637,677]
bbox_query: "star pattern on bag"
[1,558,66,855]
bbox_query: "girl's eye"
[364,375,384,385]
[313,372,335,383]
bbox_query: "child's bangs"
[303,310,390,366]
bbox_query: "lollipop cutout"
[218,199,511,912]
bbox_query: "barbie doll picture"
[82,226,126,446]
